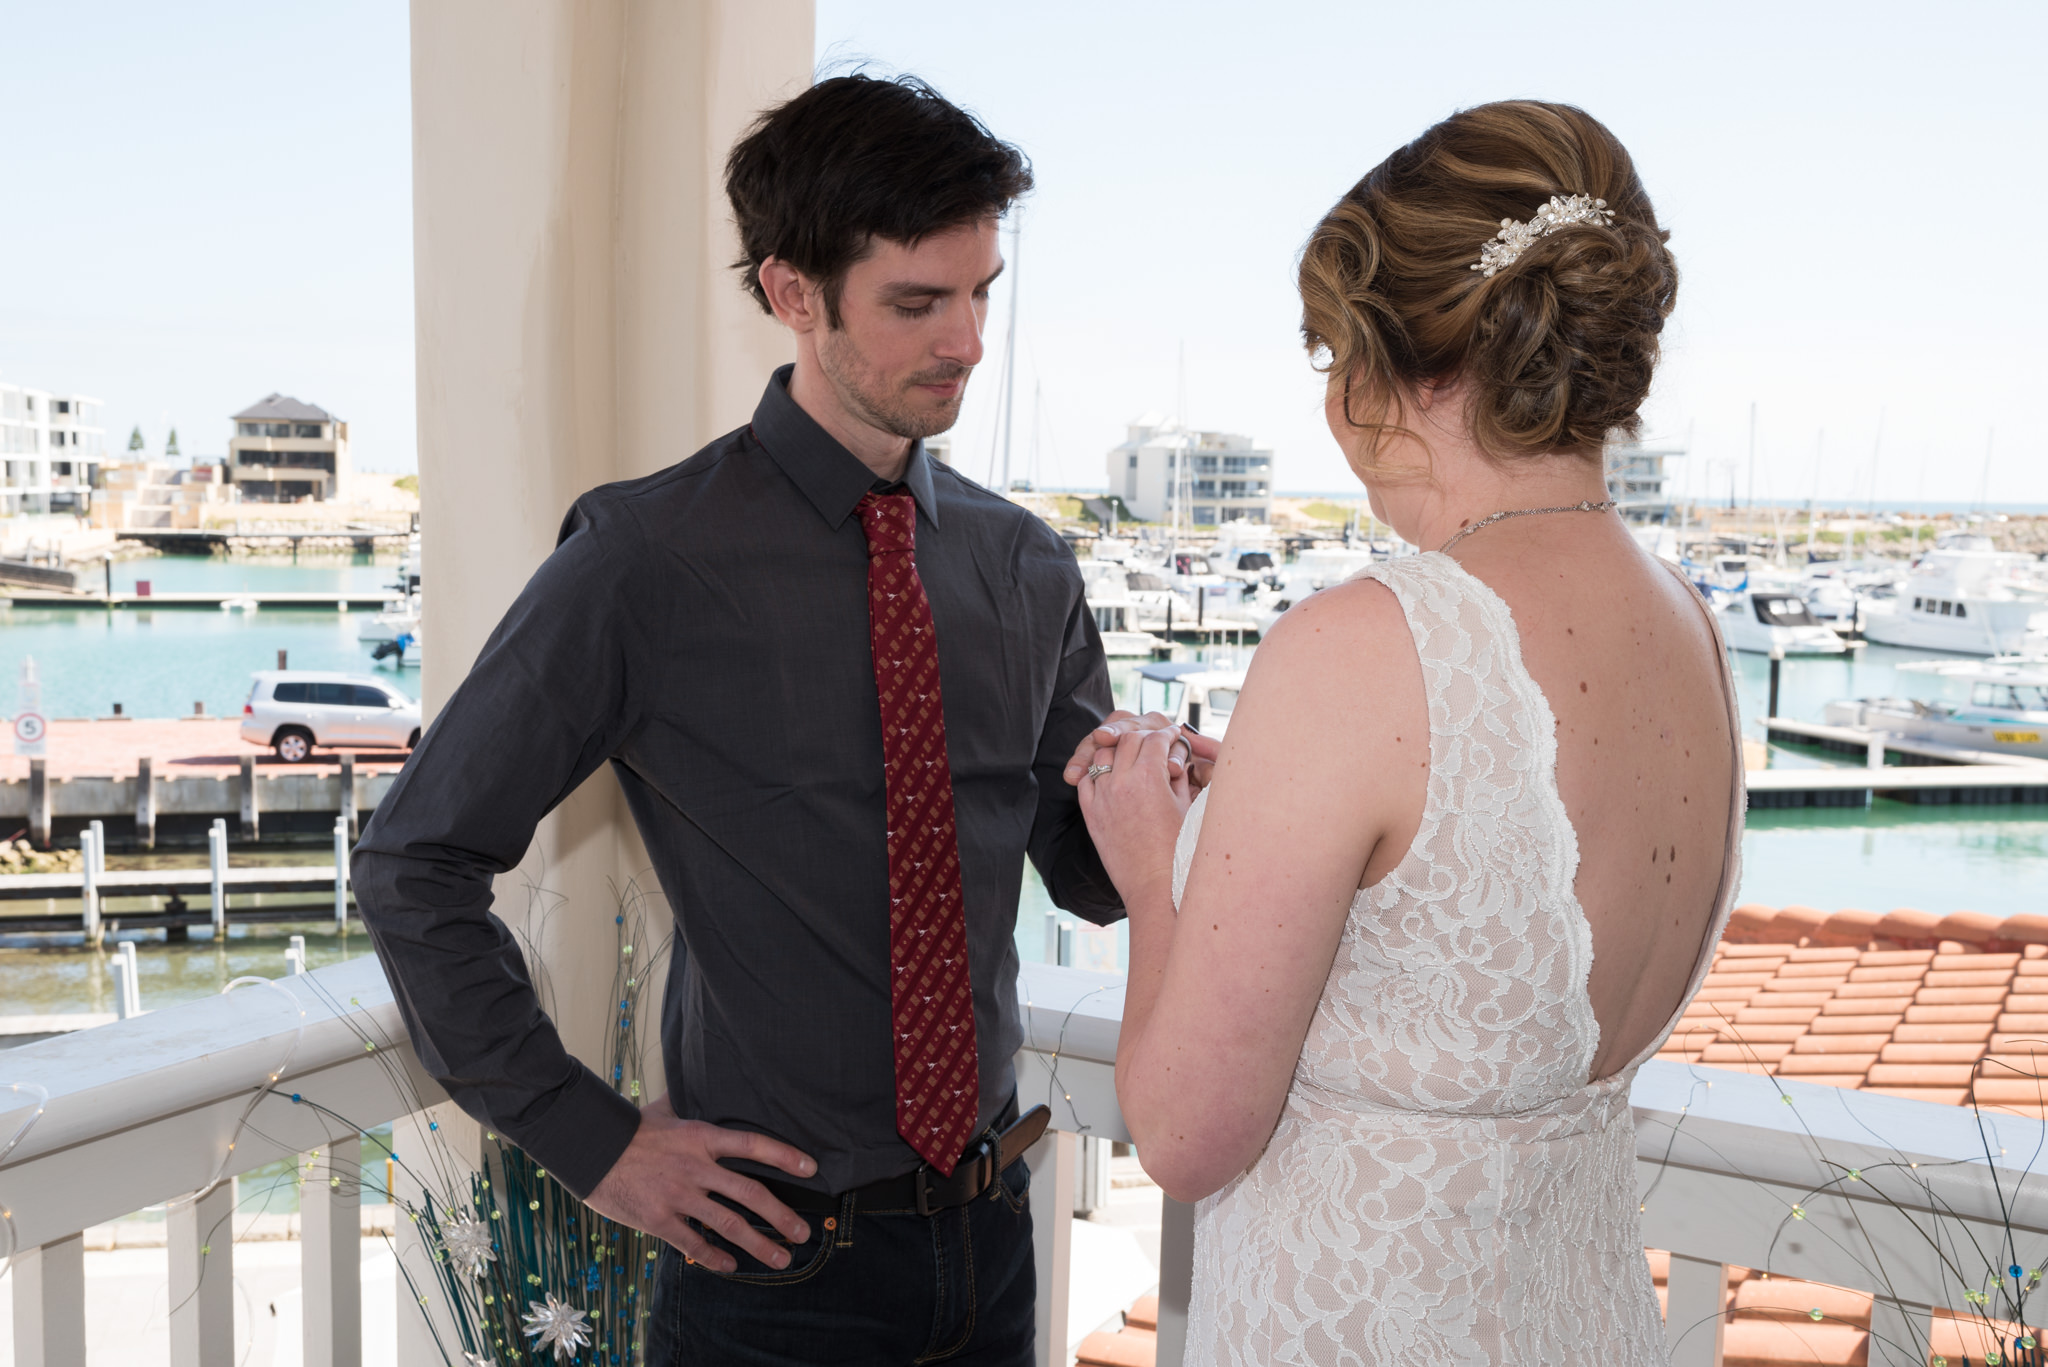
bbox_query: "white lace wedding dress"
[1173,553,1742,1366]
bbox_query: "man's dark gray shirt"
[353,367,1124,1199]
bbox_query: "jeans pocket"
[993,1157,1031,1216]
[686,1204,836,1286]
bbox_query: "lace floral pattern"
[1173,553,1740,1366]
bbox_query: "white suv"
[241,671,422,763]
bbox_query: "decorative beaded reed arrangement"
[282,874,672,1366]
[1642,1047,2048,1367]
[1470,193,1615,278]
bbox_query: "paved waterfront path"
[0,719,408,780]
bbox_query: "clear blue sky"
[6,2,2043,503]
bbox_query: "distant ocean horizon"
[1028,486,2048,517]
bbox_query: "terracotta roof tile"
[1894,1022,1994,1043]
[1775,1055,1877,1077]
[1904,1003,2003,1023]
[1809,1013,1904,1032]
[1862,1084,1971,1104]
[1790,1034,1890,1054]
[1916,985,2014,1004]
[1701,1042,1794,1064]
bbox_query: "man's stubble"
[816,325,969,442]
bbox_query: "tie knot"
[857,492,917,556]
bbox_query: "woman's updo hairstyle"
[1299,100,1677,475]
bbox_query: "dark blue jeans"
[644,1157,1036,1366]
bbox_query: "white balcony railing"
[7,957,2048,1367]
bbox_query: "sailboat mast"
[999,224,1020,492]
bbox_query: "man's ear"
[758,257,822,335]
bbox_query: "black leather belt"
[762,1097,1051,1217]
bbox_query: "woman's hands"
[1063,710,1221,791]
[1072,721,1195,912]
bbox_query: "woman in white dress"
[1070,101,1743,1364]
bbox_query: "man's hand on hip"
[585,1092,819,1273]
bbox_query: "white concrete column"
[406,9,809,1364]
[1665,1254,1727,1367]
[167,1181,235,1367]
[409,0,809,1075]
[10,1232,86,1367]
[1028,1130,1078,1367]
[302,1134,363,1367]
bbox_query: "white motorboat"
[1134,659,1248,739]
[1860,539,2048,655]
[1824,660,2048,761]
[360,532,424,648]
[357,591,421,646]
[1241,547,1385,634]
[1087,599,1159,657]
[1716,589,1853,655]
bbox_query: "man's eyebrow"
[878,263,1006,299]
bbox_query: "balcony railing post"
[1665,1253,1726,1367]
[302,1134,364,1367]
[1154,1196,1196,1367]
[1027,1128,1077,1367]
[392,1102,482,1367]
[10,1231,87,1367]
[1868,1295,1933,1367]
[167,1179,235,1367]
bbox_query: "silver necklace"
[1437,499,1617,555]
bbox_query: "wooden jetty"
[1,819,354,940]
[1754,716,2048,808]
[0,588,395,610]
[1,720,400,848]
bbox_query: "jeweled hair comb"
[1470,194,1615,278]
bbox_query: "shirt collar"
[751,364,941,531]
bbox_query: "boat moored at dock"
[1717,589,1855,655]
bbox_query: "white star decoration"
[521,1294,592,1363]
[438,1214,497,1281]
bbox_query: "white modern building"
[227,393,352,502]
[0,379,105,515]
[1606,439,1686,524]
[1106,414,1274,525]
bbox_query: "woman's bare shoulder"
[1233,575,1424,766]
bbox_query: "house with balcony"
[226,394,351,503]
[1107,417,1274,527]
[0,379,105,515]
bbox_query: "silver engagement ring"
[1085,764,1114,780]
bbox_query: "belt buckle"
[914,1137,994,1217]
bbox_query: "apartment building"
[1106,414,1274,526]
[226,393,351,502]
[1606,440,1687,524]
[0,379,105,515]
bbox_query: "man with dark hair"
[355,75,1127,1364]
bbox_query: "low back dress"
[1172,552,1744,1366]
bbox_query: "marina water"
[4,555,2046,1018]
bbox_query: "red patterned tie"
[857,491,981,1175]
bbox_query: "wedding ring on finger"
[1085,764,1114,781]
